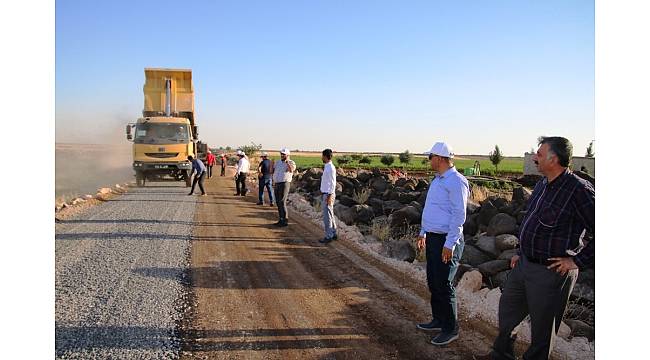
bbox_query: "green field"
[269,155,524,174]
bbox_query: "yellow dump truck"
[126,68,200,187]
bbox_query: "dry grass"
[370,219,391,242]
[352,188,371,204]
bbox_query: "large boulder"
[475,235,500,258]
[338,177,356,195]
[384,240,416,262]
[367,197,385,216]
[490,197,510,212]
[383,200,405,215]
[487,213,518,236]
[304,167,323,179]
[571,283,595,303]
[490,270,511,289]
[478,260,510,277]
[356,170,373,183]
[334,204,354,225]
[388,205,422,228]
[337,194,358,207]
[409,201,423,213]
[350,204,375,225]
[416,179,429,191]
[370,177,389,192]
[460,244,493,267]
[498,249,519,261]
[512,186,532,204]
[457,270,483,293]
[467,199,481,215]
[478,200,499,226]
[463,213,479,236]
[416,191,428,207]
[495,234,519,251]
[565,319,595,341]
[391,191,420,204]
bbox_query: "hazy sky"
[56,0,594,156]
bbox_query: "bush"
[421,157,428,164]
[336,155,352,166]
[352,188,371,204]
[380,154,395,166]
[371,219,391,242]
[359,155,372,164]
[351,154,363,161]
[399,150,412,164]
[239,142,263,159]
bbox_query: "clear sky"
[55,0,594,156]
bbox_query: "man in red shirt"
[206,150,216,178]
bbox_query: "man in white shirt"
[415,142,469,347]
[234,150,250,196]
[319,149,338,244]
[271,148,296,227]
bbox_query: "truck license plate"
[154,165,168,169]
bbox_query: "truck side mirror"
[193,126,199,138]
[126,125,133,140]
[127,134,133,140]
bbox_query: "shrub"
[371,219,391,242]
[399,150,412,164]
[239,142,263,159]
[421,157,428,164]
[359,155,372,164]
[336,155,352,166]
[352,188,371,204]
[380,154,395,166]
[351,154,363,161]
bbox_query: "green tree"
[239,142,263,159]
[351,154,363,161]
[585,141,594,158]
[336,155,352,166]
[399,150,412,164]
[489,145,504,172]
[380,154,395,166]
[359,155,372,164]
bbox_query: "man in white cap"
[257,152,275,206]
[271,148,296,226]
[415,141,469,346]
[234,150,250,196]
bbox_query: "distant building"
[524,153,595,177]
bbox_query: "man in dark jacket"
[257,152,275,205]
[187,155,207,196]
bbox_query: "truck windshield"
[134,123,189,144]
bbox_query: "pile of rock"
[292,167,595,338]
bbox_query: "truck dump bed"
[143,68,195,126]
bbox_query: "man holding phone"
[272,148,296,227]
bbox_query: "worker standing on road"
[206,150,216,179]
[234,150,250,196]
[187,155,207,196]
[257,152,275,206]
[272,148,296,227]
[220,153,227,176]
[415,141,468,346]
[475,137,594,360]
[319,149,338,244]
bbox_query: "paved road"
[55,182,196,359]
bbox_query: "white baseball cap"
[261,152,268,157]
[236,150,245,156]
[425,142,454,158]
[280,148,290,155]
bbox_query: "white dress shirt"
[272,159,296,183]
[236,156,250,175]
[419,166,469,249]
[320,161,337,194]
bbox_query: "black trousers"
[221,165,226,176]
[490,256,578,360]
[190,172,206,195]
[425,232,464,334]
[274,181,290,222]
[235,173,247,195]
[207,165,213,178]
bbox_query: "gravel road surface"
[55,182,196,359]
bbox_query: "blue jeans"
[426,232,464,334]
[322,194,337,239]
[258,178,274,204]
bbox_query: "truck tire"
[136,171,145,187]
[184,170,191,187]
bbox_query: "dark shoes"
[274,220,288,227]
[188,193,194,196]
[256,202,264,205]
[319,237,333,244]
[431,331,459,346]
[269,203,275,207]
[416,319,442,331]
[234,193,240,196]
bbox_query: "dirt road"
[181,172,493,359]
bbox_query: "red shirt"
[206,153,216,166]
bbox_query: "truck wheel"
[184,170,192,187]
[136,172,145,187]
